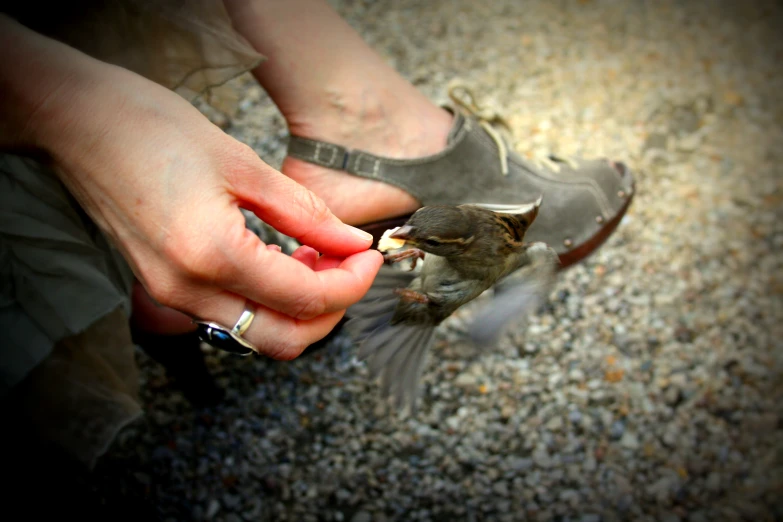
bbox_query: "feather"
[472,196,543,216]
[467,242,560,347]
[344,265,435,414]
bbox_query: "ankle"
[275,83,453,226]
[284,85,454,161]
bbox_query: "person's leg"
[223,0,453,225]
[0,305,143,468]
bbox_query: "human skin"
[0,13,384,359]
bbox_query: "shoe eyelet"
[618,190,627,198]
[595,216,605,224]
[563,238,573,247]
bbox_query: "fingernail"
[267,244,282,252]
[347,225,373,242]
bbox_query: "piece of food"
[377,227,406,252]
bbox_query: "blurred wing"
[344,265,435,415]
[467,243,560,346]
[358,322,435,415]
[345,265,414,337]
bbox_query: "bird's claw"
[393,288,430,304]
[383,248,426,271]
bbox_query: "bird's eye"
[424,239,441,247]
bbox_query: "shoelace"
[531,152,580,173]
[447,81,580,175]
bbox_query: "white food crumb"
[377,227,406,252]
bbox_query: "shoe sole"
[556,182,635,269]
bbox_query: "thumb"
[228,156,374,256]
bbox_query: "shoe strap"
[286,110,477,203]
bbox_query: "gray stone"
[507,457,534,472]
[705,472,721,492]
[492,481,510,496]
[609,420,625,439]
[351,511,372,522]
[205,499,220,520]
[533,447,553,469]
[660,514,682,522]
[546,416,564,431]
[620,432,640,450]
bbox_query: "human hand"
[6,20,383,359]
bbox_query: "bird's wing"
[344,265,435,415]
[471,197,543,215]
[466,242,560,347]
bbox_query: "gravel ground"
[73,1,783,520]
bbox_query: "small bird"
[344,197,560,414]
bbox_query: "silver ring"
[194,302,257,356]
[232,305,255,337]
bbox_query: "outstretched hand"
[14,25,383,359]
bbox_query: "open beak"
[389,225,415,240]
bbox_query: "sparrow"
[343,197,560,414]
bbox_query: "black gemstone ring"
[194,303,256,356]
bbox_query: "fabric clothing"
[0,154,135,395]
[3,0,265,101]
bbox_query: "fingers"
[290,245,357,272]
[140,151,386,354]
[157,224,382,323]
[150,237,378,360]
[313,254,345,271]
[144,205,382,357]
[197,217,383,319]
[291,244,319,268]
[212,151,386,317]
[179,243,377,359]
[196,290,347,360]
[226,158,374,257]
[233,246,383,320]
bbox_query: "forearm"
[0,13,116,159]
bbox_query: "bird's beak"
[389,225,415,240]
